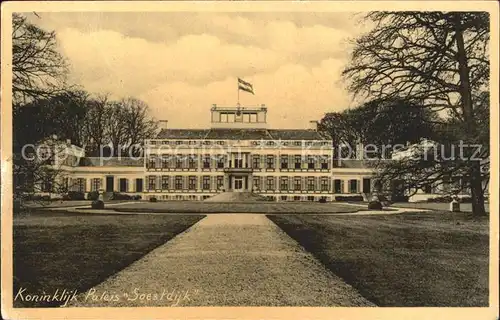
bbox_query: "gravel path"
[67,214,374,307]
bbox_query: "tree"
[342,11,490,216]
[318,98,437,159]
[13,90,89,150]
[12,13,69,106]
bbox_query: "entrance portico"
[225,173,253,192]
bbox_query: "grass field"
[390,202,490,213]
[107,201,363,214]
[268,212,489,307]
[13,211,205,307]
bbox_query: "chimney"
[66,139,71,145]
[159,120,168,130]
[308,120,318,131]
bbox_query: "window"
[203,155,211,169]
[161,176,169,190]
[307,177,315,191]
[280,177,288,191]
[162,156,169,169]
[294,177,301,191]
[423,184,433,194]
[307,156,315,169]
[235,156,243,168]
[188,156,197,169]
[334,179,342,193]
[92,178,101,191]
[293,141,302,146]
[217,176,224,189]
[307,196,315,202]
[252,155,260,169]
[266,177,275,191]
[250,113,257,122]
[321,157,329,169]
[119,178,128,192]
[220,113,228,122]
[281,196,288,201]
[294,196,301,201]
[175,141,182,145]
[253,176,261,190]
[280,155,288,169]
[217,156,225,168]
[148,176,156,190]
[175,155,183,169]
[203,176,210,189]
[349,180,359,193]
[136,178,143,192]
[321,177,329,191]
[175,176,183,190]
[76,178,86,192]
[266,155,275,169]
[216,141,225,145]
[294,155,301,169]
[148,156,155,169]
[188,176,197,190]
[363,178,371,193]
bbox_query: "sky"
[25,12,369,129]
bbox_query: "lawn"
[268,212,489,307]
[108,201,363,214]
[390,201,490,213]
[13,211,205,307]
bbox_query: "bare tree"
[342,12,490,216]
[119,97,158,157]
[12,13,69,106]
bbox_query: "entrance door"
[234,177,243,192]
[106,176,114,192]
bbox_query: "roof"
[156,128,326,140]
[79,157,144,167]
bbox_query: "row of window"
[146,154,331,170]
[147,175,224,191]
[146,195,329,202]
[148,140,331,147]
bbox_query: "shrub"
[64,191,86,200]
[41,195,51,201]
[318,197,327,203]
[459,196,472,203]
[132,195,142,200]
[91,200,104,209]
[149,197,157,202]
[112,193,132,200]
[87,191,99,201]
[335,195,364,202]
[368,201,383,210]
[391,195,409,202]
[427,196,452,203]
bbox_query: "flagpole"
[237,78,240,106]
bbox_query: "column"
[248,175,253,192]
[223,174,229,191]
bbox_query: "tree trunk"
[454,15,487,216]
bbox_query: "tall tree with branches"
[342,11,490,216]
[12,13,69,106]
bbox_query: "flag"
[238,78,254,95]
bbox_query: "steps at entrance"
[204,192,268,202]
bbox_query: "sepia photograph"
[1,1,498,319]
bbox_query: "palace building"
[27,104,378,202]
[21,104,480,203]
